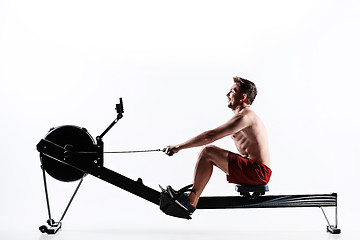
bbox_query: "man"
[165,77,272,215]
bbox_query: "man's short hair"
[233,76,257,105]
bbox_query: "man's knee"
[199,145,222,159]
[198,145,229,172]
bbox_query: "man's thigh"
[203,145,230,174]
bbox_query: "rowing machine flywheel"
[40,125,95,182]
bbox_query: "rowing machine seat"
[236,185,269,200]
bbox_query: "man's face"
[226,83,242,110]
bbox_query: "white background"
[1,0,359,239]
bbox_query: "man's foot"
[166,185,196,214]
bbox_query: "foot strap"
[171,184,195,199]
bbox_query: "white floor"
[0,228,351,240]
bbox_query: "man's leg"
[188,145,229,207]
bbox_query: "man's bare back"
[230,107,270,167]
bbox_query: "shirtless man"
[165,77,271,214]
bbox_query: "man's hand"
[165,145,180,156]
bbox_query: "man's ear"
[241,93,248,103]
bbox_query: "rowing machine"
[36,98,340,234]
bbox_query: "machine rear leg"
[320,207,341,234]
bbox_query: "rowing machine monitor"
[115,98,124,114]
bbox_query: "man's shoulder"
[233,108,256,120]
[233,109,263,128]
[228,111,253,128]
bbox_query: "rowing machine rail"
[36,98,340,234]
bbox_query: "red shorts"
[227,152,272,185]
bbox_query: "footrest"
[159,186,192,220]
[235,185,269,200]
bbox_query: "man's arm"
[166,114,249,155]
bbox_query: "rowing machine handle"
[162,148,174,156]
